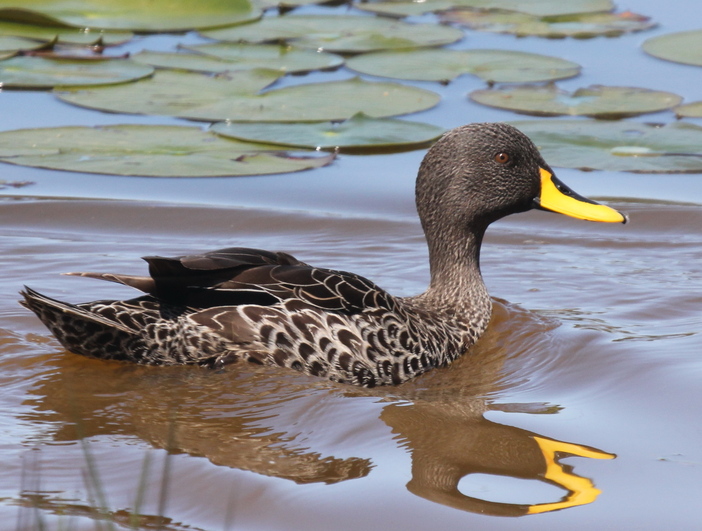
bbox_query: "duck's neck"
[417,224,491,315]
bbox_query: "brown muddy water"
[2,1,702,530]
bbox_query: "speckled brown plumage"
[20,123,624,387]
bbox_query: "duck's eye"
[494,152,510,164]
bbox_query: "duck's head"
[416,122,626,243]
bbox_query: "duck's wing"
[70,247,395,313]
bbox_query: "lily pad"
[211,114,446,150]
[0,125,335,177]
[138,44,344,74]
[439,10,655,39]
[253,0,336,7]
[642,30,702,67]
[0,0,258,32]
[674,101,702,118]
[346,49,580,83]
[513,120,702,173]
[0,35,45,52]
[57,72,441,122]
[57,69,282,117]
[356,0,455,17]
[0,55,153,89]
[0,20,133,45]
[470,85,681,118]
[199,15,463,53]
[356,0,613,18]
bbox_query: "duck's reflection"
[21,301,614,516]
[383,401,614,517]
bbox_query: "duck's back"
[21,247,476,387]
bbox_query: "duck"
[21,123,626,387]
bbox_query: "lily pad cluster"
[0,4,465,175]
[0,0,622,176]
[0,125,336,177]
[0,0,698,176]
[57,72,442,123]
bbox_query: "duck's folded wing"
[71,247,394,313]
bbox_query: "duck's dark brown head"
[415,122,626,244]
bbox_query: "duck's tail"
[20,287,139,361]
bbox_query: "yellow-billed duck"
[21,123,626,387]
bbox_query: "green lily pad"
[0,55,153,89]
[211,114,445,150]
[346,49,580,83]
[642,30,702,67]
[0,20,133,45]
[252,0,331,7]
[57,72,441,122]
[0,125,335,177]
[0,0,258,32]
[674,101,702,118]
[57,69,282,117]
[137,44,343,75]
[355,0,455,17]
[199,15,463,53]
[513,120,702,173]
[0,35,45,52]
[356,0,613,18]
[131,51,251,74]
[470,85,681,118]
[439,10,655,39]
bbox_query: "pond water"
[1,0,701,530]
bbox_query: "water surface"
[1,0,702,529]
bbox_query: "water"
[1,0,702,529]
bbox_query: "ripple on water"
[1,198,702,529]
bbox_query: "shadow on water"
[14,299,614,521]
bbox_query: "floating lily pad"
[513,120,702,173]
[0,0,258,32]
[0,20,133,45]
[253,0,335,7]
[0,125,335,177]
[212,114,445,150]
[346,49,580,83]
[0,55,153,89]
[357,0,613,17]
[674,101,702,118]
[642,30,702,67]
[57,72,441,122]
[470,85,681,118]
[138,44,344,74]
[439,10,655,39]
[132,51,250,74]
[355,0,455,17]
[200,15,463,53]
[0,35,45,53]
[57,69,282,117]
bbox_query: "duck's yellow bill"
[536,168,627,224]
